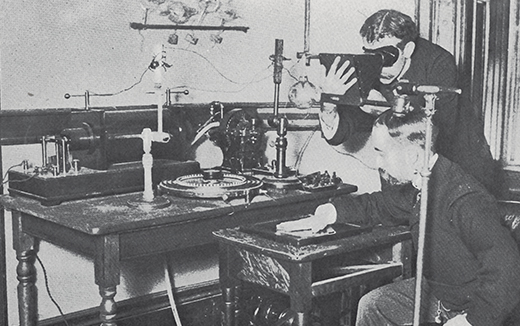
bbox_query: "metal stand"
[393,83,461,326]
[0,145,7,326]
[128,44,172,210]
[413,94,436,326]
[268,39,285,128]
[262,117,301,190]
[262,39,302,190]
[127,128,171,210]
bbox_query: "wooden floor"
[37,283,357,326]
[39,283,223,326]
[36,282,520,326]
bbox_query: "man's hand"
[366,89,387,102]
[276,203,337,233]
[322,56,357,95]
[319,57,357,132]
[444,314,472,326]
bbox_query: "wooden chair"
[498,200,520,245]
[421,200,520,326]
[497,200,520,326]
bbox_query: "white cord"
[164,260,183,326]
[191,121,220,146]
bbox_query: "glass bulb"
[288,76,320,109]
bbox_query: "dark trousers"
[356,278,463,326]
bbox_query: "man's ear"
[403,41,416,59]
[405,146,421,169]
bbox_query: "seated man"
[278,105,520,325]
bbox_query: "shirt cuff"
[319,112,340,140]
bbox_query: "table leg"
[221,286,236,326]
[98,286,117,326]
[95,235,120,326]
[12,212,39,326]
[16,248,38,326]
[284,261,313,326]
[219,244,242,326]
[393,239,413,279]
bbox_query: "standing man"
[278,105,520,325]
[319,9,498,196]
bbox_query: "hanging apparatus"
[130,22,249,33]
[296,0,315,66]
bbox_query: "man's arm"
[332,184,417,226]
[318,57,357,143]
[277,185,417,232]
[319,102,340,140]
[452,197,520,326]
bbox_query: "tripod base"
[127,194,171,210]
[262,175,302,190]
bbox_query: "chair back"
[498,200,520,245]
[497,200,520,326]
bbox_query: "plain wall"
[1,0,414,324]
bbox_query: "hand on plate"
[276,203,337,234]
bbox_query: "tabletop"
[0,184,358,235]
[213,225,411,262]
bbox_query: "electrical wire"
[283,56,304,82]
[167,47,247,85]
[293,127,319,174]
[164,260,183,326]
[35,254,71,326]
[291,122,377,173]
[86,54,274,98]
[284,66,300,82]
[2,162,23,183]
[168,63,273,94]
[89,67,150,97]
[2,161,52,185]
[76,40,303,100]
[329,142,378,170]
[2,174,36,186]
[165,46,308,94]
[1,162,38,186]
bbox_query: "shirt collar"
[412,153,439,189]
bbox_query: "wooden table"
[0,184,356,326]
[214,225,412,326]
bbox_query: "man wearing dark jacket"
[319,9,498,196]
[278,106,520,325]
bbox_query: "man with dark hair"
[319,9,498,196]
[279,105,520,326]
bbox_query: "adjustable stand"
[261,39,302,190]
[393,83,462,325]
[413,94,436,326]
[127,128,171,210]
[128,44,172,210]
[263,117,302,189]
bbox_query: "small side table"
[214,225,412,326]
